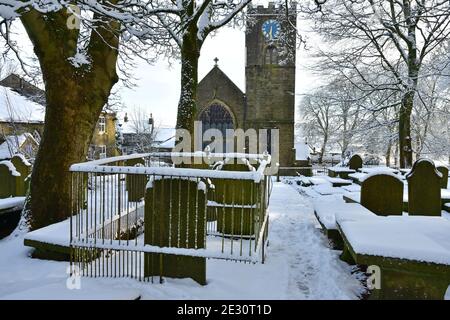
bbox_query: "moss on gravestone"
[361,174,403,216]
[125,158,147,202]
[407,159,441,216]
[144,178,206,285]
[11,155,31,196]
[348,154,363,171]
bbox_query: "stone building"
[196,3,299,166]
[0,74,119,160]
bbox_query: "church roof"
[198,65,244,100]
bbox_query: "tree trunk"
[399,91,414,168]
[319,134,328,164]
[385,141,392,167]
[176,27,200,138]
[21,9,120,230]
[29,79,99,229]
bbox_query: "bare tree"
[302,0,450,168]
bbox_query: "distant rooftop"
[0,84,45,124]
[0,74,45,106]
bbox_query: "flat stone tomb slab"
[338,216,450,299]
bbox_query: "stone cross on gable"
[214,57,219,66]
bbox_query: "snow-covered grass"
[0,181,365,300]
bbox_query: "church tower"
[244,3,296,166]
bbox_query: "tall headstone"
[125,158,147,202]
[437,166,449,189]
[348,154,363,171]
[10,155,31,196]
[407,159,442,216]
[144,178,207,285]
[361,174,404,216]
[0,161,18,198]
[212,160,257,235]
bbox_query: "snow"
[145,175,208,193]
[328,167,355,173]
[359,167,399,175]
[344,189,449,203]
[68,52,91,68]
[339,216,450,265]
[308,177,328,185]
[294,142,310,161]
[313,199,376,230]
[324,176,352,185]
[341,184,361,193]
[0,85,45,123]
[0,196,25,211]
[442,189,450,200]
[0,181,364,300]
[12,152,31,166]
[0,159,20,176]
[0,133,37,160]
[1,282,141,300]
[348,172,367,182]
[24,218,70,247]
[360,171,404,183]
[312,184,345,195]
[71,153,270,183]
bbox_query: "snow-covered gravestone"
[10,154,31,196]
[0,161,20,198]
[360,174,404,216]
[144,177,207,285]
[406,159,442,216]
[437,166,449,189]
[348,154,363,171]
[212,159,257,236]
[125,158,147,202]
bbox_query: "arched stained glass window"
[198,103,234,151]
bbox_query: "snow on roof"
[295,142,310,161]
[120,119,152,134]
[0,85,45,123]
[155,127,176,143]
[156,135,175,149]
[0,133,37,160]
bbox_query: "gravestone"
[144,178,206,285]
[0,161,19,198]
[10,155,31,196]
[125,158,147,202]
[348,154,363,171]
[437,166,449,189]
[212,159,258,235]
[361,174,404,216]
[406,159,442,216]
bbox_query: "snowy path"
[0,181,364,299]
[265,182,364,299]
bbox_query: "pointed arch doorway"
[198,103,235,152]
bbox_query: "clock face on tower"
[262,19,281,41]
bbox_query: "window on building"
[98,116,106,134]
[264,45,278,65]
[99,145,107,159]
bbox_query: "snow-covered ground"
[0,181,365,300]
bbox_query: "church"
[196,3,302,167]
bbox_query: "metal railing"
[69,152,272,282]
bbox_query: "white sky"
[11,12,325,129]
